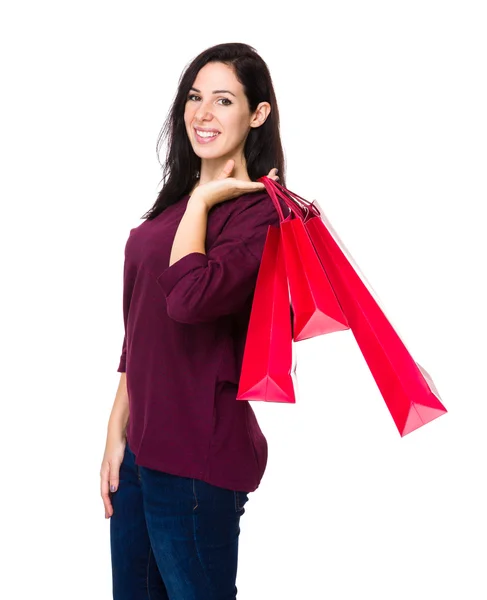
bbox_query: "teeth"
[196,130,219,138]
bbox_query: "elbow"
[165,298,210,324]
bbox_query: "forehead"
[192,62,243,94]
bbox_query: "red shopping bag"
[260,176,349,341]
[260,177,447,436]
[236,224,298,403]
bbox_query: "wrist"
[187,190,211,211]
[107,426,127,445]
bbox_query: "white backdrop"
[1,1,486,598]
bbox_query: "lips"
[194,128,221,144]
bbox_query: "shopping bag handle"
[257,175,306,220]
[258,176,322,220]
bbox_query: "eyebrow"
[189,87,236,98]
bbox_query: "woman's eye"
[187,94,232,106]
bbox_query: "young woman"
[100,42,288,599]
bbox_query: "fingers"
[101,483,112,520]
[234,180,265,193]
[267,167,279,181]
[100,461,116,519]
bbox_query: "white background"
[1,1,486,598]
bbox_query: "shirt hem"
[133,452,262,494]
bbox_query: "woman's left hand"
[189,159,279,211]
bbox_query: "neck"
[196,153,251,188]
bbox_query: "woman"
[100,42,288,599]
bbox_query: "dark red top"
[117,189,287,492]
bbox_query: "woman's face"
[184,61,266,164]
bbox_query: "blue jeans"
[110,439,249,599]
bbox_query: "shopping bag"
[236,224,298,403]
[260,176,349,341]
[260,177,447,436]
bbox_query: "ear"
[250,102,271,129]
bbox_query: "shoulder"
[234,189,273,209]
[229,189,288,223]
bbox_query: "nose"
[194,98,214,122]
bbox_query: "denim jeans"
[110,439,249,599]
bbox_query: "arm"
[107,373,130,441]
[101,372,129,519]
[169,196,209,266]
[157,190,282,324]
[117,333,127,373]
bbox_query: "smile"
[194,128,221,144]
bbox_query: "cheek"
[222,113,248,138]
[184,105,195,126]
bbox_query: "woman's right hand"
[189,160,279,211]
[100,436,127,519]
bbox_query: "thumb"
[216,159,235,180]
[110,470,120,493]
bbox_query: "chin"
[193,147,226,159]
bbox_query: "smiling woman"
[183,61,272,186]
[139,42,286,221]
[103,42,288,600]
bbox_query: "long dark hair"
[141,42,286,220]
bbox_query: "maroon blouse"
[117,189,288,492]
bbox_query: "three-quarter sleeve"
[117,333,127,372]
[156,191,282,324]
